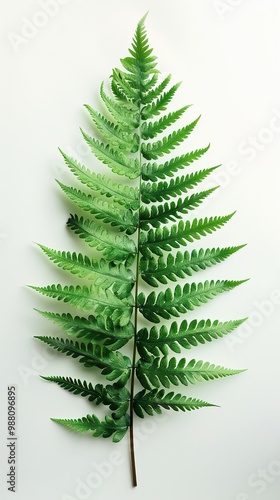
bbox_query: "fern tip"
[139,12,149,25]
[240,278,250,285]
[238,368,247,374]
[33,307,42,314]
[36,242,45,250]
[235,243,247,251]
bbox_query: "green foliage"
[133,389,216,417]
[42,377,129,418]
[137,318,247,358]
[52,414,129,442]
[136,357,245,390]
[33,14,247,483]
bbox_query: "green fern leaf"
[100,83,139,129]
[52,413,129,442]
[141,145,210,181]
[59,149,139,208]
[137,357,244,390]
[35,310,133,349]
[126,13,158,82]
[141,74,171,104]
[35,337,131,386]
[81,129,140,180]
[31,284,133,327]
[137,318,247,358]
[42,377,129,419]
[38,244,135,298]
[141,106,190,140]
[111,68,140,102]
[139,188,217,229]
[138,280,246,323]
[57,181,138,233]
[140,245,245,286]
[141,166,218,203]
[141,117,200,160]
[67,214,137,264]
[33,15,248,485]
[141,82,182,120]
[133,389,216,417]
[140,213,235,256]
[84,104,139,153]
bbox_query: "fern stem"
[129,197,141,488]
[129,98,144,488]
[129,304,138,487]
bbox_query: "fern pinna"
[32,14,247,486]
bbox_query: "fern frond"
[42,378,129,419]
[126,12,158,83]
[141,145,210,181]
[59,149,139,209]
[142,117,200,160]
[67,215,136,264]
[57,181,138,234]
[140,245,245,286]
[141,74,171,105]
[141,106,190,140]
[84,105,139,152]
[35,310,133,349]
[52,413,129,442]
[35,337,131,386]
[140,213,235,256]
[137,318,247,358]
[141,166,218,203]
[138,280,246,323]
[137,357,244,390]
[100,83,139,129]
[81,129,140,180]
[139,188,217,229]
[31,284,133,327]
[140,72,159,92]
[133,389,216,417]
[141,82,182,120]
[111,78,129,102]
[37,245,135,298]
[33,15,248,484]
[111,68,140,102]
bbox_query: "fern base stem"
[129,293,139,487]
[129,420,137,487]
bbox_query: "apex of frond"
[138,11,149,27]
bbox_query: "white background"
[1,1,280,499]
